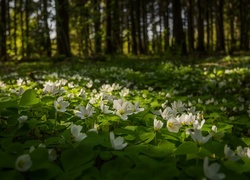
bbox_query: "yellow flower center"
[119,109,125,115]
[56,103,61,109]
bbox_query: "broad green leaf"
[30,162,63,180]
[174,142,198,155]
[0,170,24,180]
[19,89,40,106]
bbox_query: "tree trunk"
[215,0,225,52]
[25,0,31,57]
[42,0,52,57]
[196,0,205,52]
[172,0,186,55]
[55,0,71,57]
[142,0,148,54]
[130,0,137,55]
[13,0,18,55]
[105,0,113,54]
[187,0,194,52]
[0,0,7,61]
[163,0,169,51]
[93,0,102,54]
[112,0,120,53]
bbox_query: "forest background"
[0,0,250,62]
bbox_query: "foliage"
[0,56,250,179]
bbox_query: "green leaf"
[0,151,15,168]
[0,170,24,180]
[139,132,155,143]
[174,142,198,155]
[0,97,18,109]
[19,89,40,106]
[30,162,63,180]
[158,140,175,154]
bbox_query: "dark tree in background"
[196,0,205,52]
[0,0,7,61]
[172,0,186,55]
[55,0,71,57]
[215,0,225,52]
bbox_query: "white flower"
[167,117,182,133]
[171,100,186,113]
[160,107,177,120]
[193,120,205,130]
[71,124,87,142]
[100,102,113,114]
[48,149,57,161]
[54,96,69,112]
[113,99,133,120]
[211,125,217,133]
[43,81,62,95]
[75,103,95,119]
[17,115,28,125]
[88,124,99,134]
[178,113,196,126]
[224,145,240,161]
[188,129,212,145]
[119,87,130,97]
[236,146,250,158]
[203,157,225,180]
[15,154,32,172]
[128,102,144,114]
[154,117,164,131]
[110,132,127,150]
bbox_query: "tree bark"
[187,0,194,52]
[196,0,205,52]
[42,0,52,57]
[172,0,186,55]
[55,0,71,57]
[215,0,225,51]
[0,0,7,61]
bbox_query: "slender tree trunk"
[105,0,113,54]
[215,0,225,52]
[130,0,137,55]
[228,0,235,54]
[55,0,71,57]
[112,0,120,53]
[163,0,169,51]
[93,0,102,54]
[136,0,143,54]
[142,0,148,54]
[172,0,186,55]
[25,0,31,57]
[197,0,205,52]
[0,0,7,61]
[151,1,156,53]
[239,0,249,50]
[205,0,210,51]
[13,0,18,55]
[187,0,194,52]
[42,0,52,57]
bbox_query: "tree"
[93,0,102,54]
[55,0,71,57]
[196,0,205,52]
[42,0,52,57]
[215,0,225,51]
[172,0,186,55]
[186,0,194,52]
[0,0,7,61]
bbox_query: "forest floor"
[0,55,250,179]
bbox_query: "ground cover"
[0,55,250,179]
